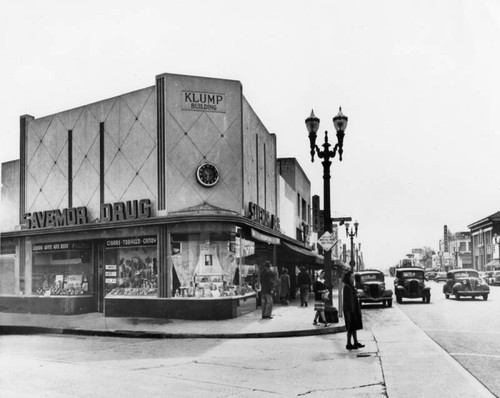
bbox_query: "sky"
[1,0,500,270]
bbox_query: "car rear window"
[360,274,383,282]
[400,271,424,278]
[454,271,479,278]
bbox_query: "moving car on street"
[443,269,490,300]
[394,267,431,303]
[492,271,500,286]
[479,271,493,285]
[355,269,393,307]
[434,272,447,282]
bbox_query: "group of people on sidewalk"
[258,262,364,350]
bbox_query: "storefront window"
[32,241,93,296]
[104,236,158,296]
[171,228,262,298]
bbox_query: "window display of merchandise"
[32,247,93,296]
[171,230,259,299]
[36,273,90,296]
[105,247,158,296]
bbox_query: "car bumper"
[456,290,488,296]
[359,296,392,303]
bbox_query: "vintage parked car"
[492,271,500,286]
[443,269,490,300]
[434,272,447,282]
[355,270,393,307]
[479,271,493,285]
[394,267,431,303]
[425,271,437,280]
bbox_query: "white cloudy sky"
[1,0,500,269]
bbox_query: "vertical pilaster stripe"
[99,122,105,204]
[68,130,73,208]
[156,76,166,210]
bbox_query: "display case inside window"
[104,237,158,296]
[32,242,93,296]
[171,230,256,298]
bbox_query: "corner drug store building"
[0,73,320,320]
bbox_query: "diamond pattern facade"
[163,74,245,214]
[23,74,277,222]
[25,87,157,219]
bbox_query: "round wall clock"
[196,163,219,187]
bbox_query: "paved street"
[0,290,495,398]
[393,279,500,396]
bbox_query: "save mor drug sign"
[318,232,336,252]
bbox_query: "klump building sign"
[182,90,226,112]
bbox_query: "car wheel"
[426,296,431,303]
[445,294,449,299]
[456,293,461,300]
[396,295,402,304]
[422,297,426,303]
[483,294,488,301]
[387,300,392,307]
[472,296,475,300]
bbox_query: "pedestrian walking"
[297,266,311,307]
[280,268,290,305]
[342,270,364,350]
[312,270,330,327]
[260,261,276,319]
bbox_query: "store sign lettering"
[23,199,153,230]
[100,199,152,223]
[182,91,226,113]
[23,207,90,230]
[32,241,91,252]
[246,202,280,230]
[105,236,157,247]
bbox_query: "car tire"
[396,295,402,304]
[483,294,488,301]
[445,294,449,299]
[387,300,392,307]
[422,297,426,303]
[426,296,431,303]
[456,293,461,300]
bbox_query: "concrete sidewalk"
[0,296,495,397]
[0,296,345,338]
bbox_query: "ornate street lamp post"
[306,107,348,303]
[346,221,359,270]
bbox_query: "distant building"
[468,212,500,271]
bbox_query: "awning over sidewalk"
[485,259,500,269]
[279,242,323,265]
[251,228,280,245]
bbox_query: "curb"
[0,324,346,339]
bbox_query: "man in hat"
[260,261,276,319]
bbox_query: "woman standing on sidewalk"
[312,270,329,327]
[342,270,364,350]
